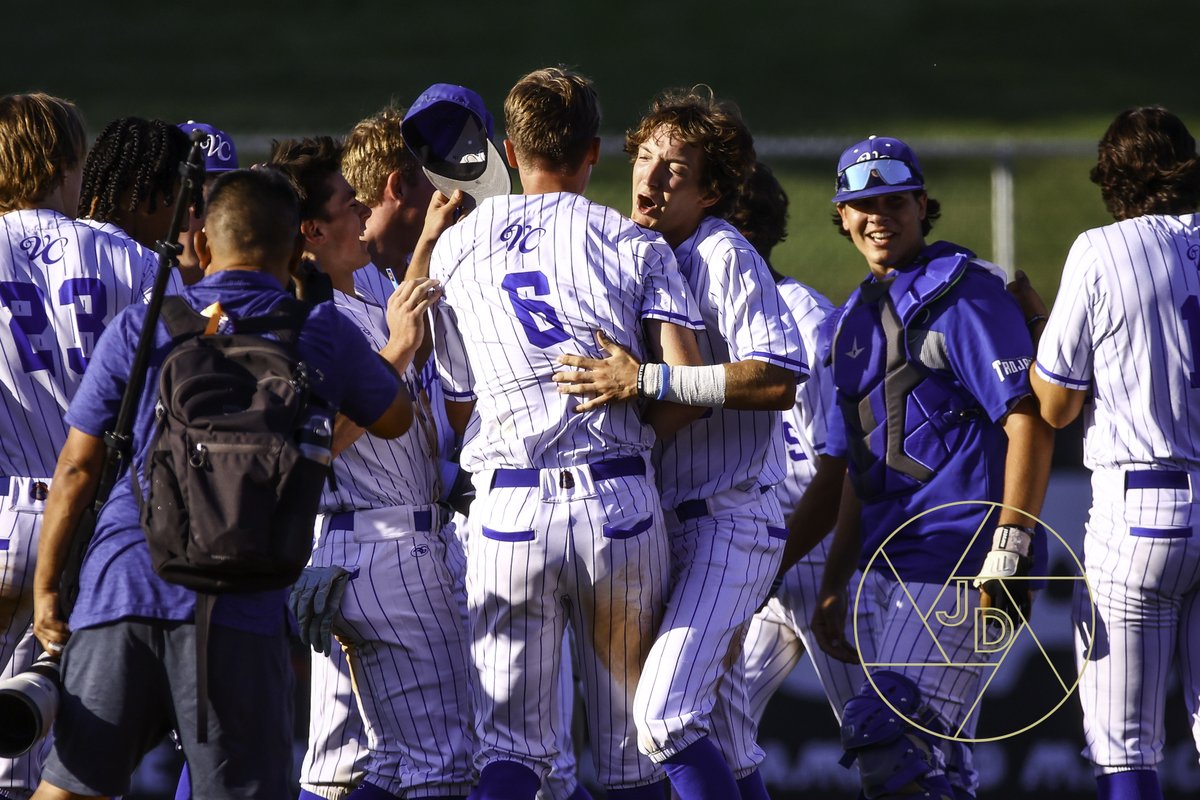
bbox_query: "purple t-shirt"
[826,260,1034,583]
[64,270,400,635]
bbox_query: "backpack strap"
[160,296,210,340]
[232,296,312,348]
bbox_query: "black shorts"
[41,618,294,799]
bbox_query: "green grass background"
[5,0,1194,307]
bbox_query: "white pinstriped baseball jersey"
[655,216,807,508]
[0,209,156,478]
[320,289,439,511]
[1036,213,1200,470]
[774,278,835,513]
[430,191,700,472]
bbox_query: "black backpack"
[135,295,333,594]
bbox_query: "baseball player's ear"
[915,191,928,220]
[503,139,519,169]
[837,204,851,232]
[698,188,720,210]
[299,218,323,246]
[384,171,404,204]
[586,137,600,166]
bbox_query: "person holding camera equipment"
[0,94,171,799]
[29,166,412,800]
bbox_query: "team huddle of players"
[1,65,1198,800]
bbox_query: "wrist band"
[993,524,1034,556]
[636,363,648,397]
[656,363,670,401]
[1026,314,1047,328]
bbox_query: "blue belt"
[675,486,772,522]
[491,456,645,489]
[1125,470,1190,490]
[327,508,433,533]
[0,477,7,495]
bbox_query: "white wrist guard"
[638,363,728,407]
[972,524,1034,587]
[992,524,1034,557]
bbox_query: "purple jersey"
[64,271,400,634]
[826,255,1033,583]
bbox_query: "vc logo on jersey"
[856,500,1095,743]
[20,234,68,266]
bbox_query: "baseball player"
[76,117,192,250]
[427,67,704,800]
[0,93,158,799]
[290,106,434,800]
[270,136,475,800]
[175,120,239,286]
[556,89,806,800]
[1028,106,1200,800]
[728,163,866,733]
[399,87,596,800]
[810,135,1053,799]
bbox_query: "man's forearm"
[999,397,1055,527]
[35,429,106,596]
[779,455,846,574]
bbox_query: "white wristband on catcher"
[972,524,1033,588]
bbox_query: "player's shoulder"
[683,216,766,271]
[776,276,834,317]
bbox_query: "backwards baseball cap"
[177,120,238,174]
[832,135,924,203]
[400,83,510,208]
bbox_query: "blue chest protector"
[830,242,991,504]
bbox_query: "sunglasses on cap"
[836,158,922,193]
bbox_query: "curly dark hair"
[729,162,788,261]
[830,193,941,239]
[1090,106,1200,220]
[625,87,755,219]
[78,117,189,221]
[267,136,344,222]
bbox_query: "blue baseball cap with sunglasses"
[832,135,924,203]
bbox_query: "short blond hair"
[0,93,87,213]
[341,105,419,208]
[504,67,600,170]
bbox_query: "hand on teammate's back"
[554,330,641,411]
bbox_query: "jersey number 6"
[501,271,569,349]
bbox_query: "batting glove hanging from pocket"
[972,524,1034,625]
[288,565,352,655]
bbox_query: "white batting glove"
[288,566,351,656]
[973,525,1034,623]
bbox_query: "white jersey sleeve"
[1035,232,1106,390]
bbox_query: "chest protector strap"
[836,243,978,501]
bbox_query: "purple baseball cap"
[177,120,238,174]
[400,83,510,207]
[832,135,924,203]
